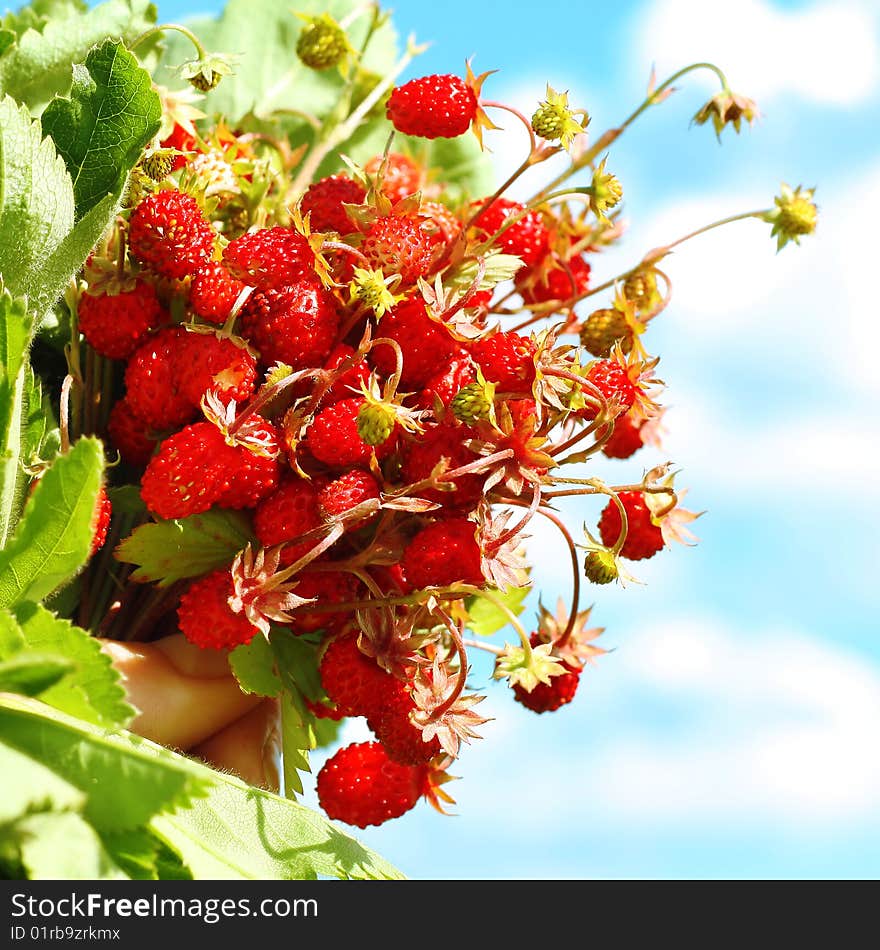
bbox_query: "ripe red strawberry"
[387,74,477,138]
[598,490,664,560]
[518,254,591,304]
[287,570,360,633]
[511,633,581,713]
[189,262,245,324]
[470,330,536,394]
[223,227,315,290]
[160,122,197,171]
[305,397,396,469]
[365,152,424,203]
[178,569,260,650]
[601,413,645,459]
[318,469,380,523]
[124,328,194,430]
[300,175,365,234]
[360,214,438,286]
[416,352,476,409]
[581,358,636,420]
[420,201,461,246]
[253,475,322,564]
[402,517,484,589]
[470,197,550,266]
[317,741,430,827]
[174,332,258,409]
[240,280,339,369]
[368,680,441,765]
[107,397,159,467]
[319,631,393,717]
[140,421,235,519]
[128,190,215,279]
[322,344,370,404]
[90,486,112,555]
[369,297,457,387]
[78,279,162,359]
[401,423,482,509]
[216,418,281,510]
[306,697,345,721]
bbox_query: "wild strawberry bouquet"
[0,0,815,879]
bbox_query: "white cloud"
[639,0,880,105]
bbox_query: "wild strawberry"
[387,74,477,139]
[365,152,424,203]
[360,214,438,287]
[317,741,430,827]
[216,418,281,510]
[322,344,370,404]
[287,570,360,633]
[470,330,536,394]
[306,697,345,721]
[598,490,664,560]
[240,280,339,370]
[253,475,323,564]
[402,517,484,589]
[581,358,636,420]
[178,569,260,650]
[420,201,461,246]
[140,421,234,519]
[579,308,632,358]
[470,197,550,267]
[124,328,194,430]
[174,332,258,409]
[318,469,380,523]
[416,352,476,409]
[300,175,365,234]
[319,631,393,717]
[601,413,645,459]
[78,279,162,359]
[189,262,245,324]
[511,633,581,713]
[519,254,591,305]
[128,190,215,279]
[295,12,350,70]
[305,397,396,469]
[401,424,482,509]
[107,397,159,467]
[368,680,441,765]
[369,297,457,387]
[160,122,197,171]
[90,486,112,555]
[223,227,315,290]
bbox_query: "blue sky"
[98,0,880,877]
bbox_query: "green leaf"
[0,652,74,695]
[0,290,35,546]
[115,508,255,587]
[42,39,161,220]
[99,828,160,880]
[0,96,74,305]
[0,437,104,608]
[230,634,282,697]
[18,811,128,880]
[0,0,158,112]
[271,626,324,702]
[313,714,341,750]
[278,689,312,799]
[1,1,88,40]
[11,602,134,728]
[20,364,60,468]
[0,737,85,824]
[465,584,531,637]
[0,693,211,834]
[0,608,24,654]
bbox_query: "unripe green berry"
[623,271,658,311]
[140,149,177,182]
[583,549,618,585]
[296,14,349,70]
[451,382,492,424]
[357,402,395,445]
[580,308,632,358]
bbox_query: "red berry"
[581,359,636,420]
[178,569,260,650]
[470,197,550,267]
[416,352,476,409]
[223,227,315,290]
[360,214,438,287]
[317,741,429,827]
[601,413,645,459]
[174,332,258,409]
[240,280,339,370]
[322,344,370,404]
[90,486,112,555]
[190,262,245,324]
[470,330,536,394]
[78,279,162,359]
[319,632,394,718]
[160,123,197,171]
[598,490,664,560]
[216,418,281,510]
[420,201,461,246]
[318,469,380,523]
[300,175,365,234]
[306,698,345,721]
[124,328,194,430]
[305,397,395,469]
[400,423,482,509]
[369,297,457,387]
[518,254,591,304]
[510,633,581,713]
[107,397,159,467]
[253,475,322,564]
[402,517,484,589]
[287,570,360,634]
[128,190,215,279]
[365,152,425,204]
[387,74,477,139]
[368,680,441,765]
